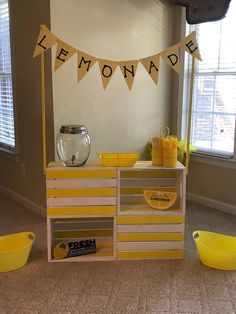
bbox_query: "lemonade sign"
[144,190,177,210]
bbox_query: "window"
[182,2,236,158]
[0,0,15,149]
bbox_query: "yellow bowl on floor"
[193,230,236,270]
[99,153,139,167]
[0,232,35,272]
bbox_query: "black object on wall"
[175,0,231,24]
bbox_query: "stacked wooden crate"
[46,163,117,262]
[116,165,185,260]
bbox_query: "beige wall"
[50,0,175,160]
[187,161,236,206]
[0,0,54,207]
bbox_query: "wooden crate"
[46,161,186,262]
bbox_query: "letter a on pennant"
[119,60,139,90]
[140,54,160,85]
[98,59,118,89]
[161,44,181,74]
[33,25,57,58]
[180,31,202,61]
[54,40,77,71]
[77,51,97,83]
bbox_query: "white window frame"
[0,0,17,157]
[178,9,236,169]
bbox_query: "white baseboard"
[0,185,45,217]
[187,192,236,216]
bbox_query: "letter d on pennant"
[161,44,181,74]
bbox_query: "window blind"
[183,2,236,156]
[0,0,15,148]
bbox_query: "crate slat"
[117,232,184,242]
[117,241,184,251]
[117,250,184,260]
[47,206,116,216]
[47,197,117,207]
[117,216,184,225]
[47,187,117,198]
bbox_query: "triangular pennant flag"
[33,25,57,58]
[119,60,139,90]
[98,59,118,89]
[161,44,181,74]
[181,31,202,61]
[54,40,77,71]
[77,51,97,83]
[140,54,160,85]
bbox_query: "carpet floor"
[0,192,236,314]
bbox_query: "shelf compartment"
[48,216,115,262]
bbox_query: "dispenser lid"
[60,125,88,134]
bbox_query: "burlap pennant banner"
[33,25,57,58]
[34,25,202,90]
[98,59,118,89]
[54,40,77,71]
[140,54,160,85]
[161,44,181,74]
[119,60,139,90]
[77,51,97,83]
[180,31,202,61]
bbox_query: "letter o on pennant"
[102,65,113,78]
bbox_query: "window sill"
[191,152,236,170]
[0,145,19,162]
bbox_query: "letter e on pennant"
[180,31,202,61]
[54,40,77,71]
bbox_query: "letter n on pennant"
[77,51,97,83]
[161,44,181,75]
[140,54,160,85]
[119,60,139,90]
[54,40,77,71]
[98,59,118,89]
[33,25,57,58]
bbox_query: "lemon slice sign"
[144,190,177,210]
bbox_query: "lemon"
[53,241,69,260]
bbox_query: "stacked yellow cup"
[162,136,178,168]
[152,137,163,166]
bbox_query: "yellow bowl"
[193,230,236,270]
[99,153,139,167]
[0,232,35,272]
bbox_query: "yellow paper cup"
[163,148,177,168]
[152,137,163,166]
